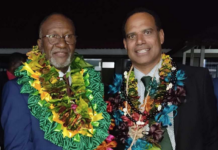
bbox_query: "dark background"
[0,0,218,50]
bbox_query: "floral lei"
[15,46,116,150]
[106,54,186,150]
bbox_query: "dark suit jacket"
[1,79,62,150]
[116,64,218,150]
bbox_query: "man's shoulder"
[3,78,21,92]
[177,64,208,77]
[5,78,19,85]
[177,64,207,72]
[2,78,28,106]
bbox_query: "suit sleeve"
[203,69,218,149]
[1,80,33,150]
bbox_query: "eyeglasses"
[41,34,77,45]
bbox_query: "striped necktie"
[63,74,71,97]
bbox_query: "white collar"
[134,60,162,83]
[58,66,72,85]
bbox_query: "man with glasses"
[1,14,111,150]
[37,13,77,73]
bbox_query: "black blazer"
[174,64,218,150]
[116,64,218,150]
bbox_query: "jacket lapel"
[174,106,180,142]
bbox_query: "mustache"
[51,48,70,54]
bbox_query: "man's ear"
[159,29,164,45]
[123,38,127,50]
[37,39,42,50]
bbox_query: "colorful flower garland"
[106,54,186,150]
[15,46,116,150]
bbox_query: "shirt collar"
[6,70,16,80]
[58,66,71,78]
[58,66,72,85]
[134,59,162,83]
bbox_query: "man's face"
[123,12,164,68]
[37,15,76,70]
